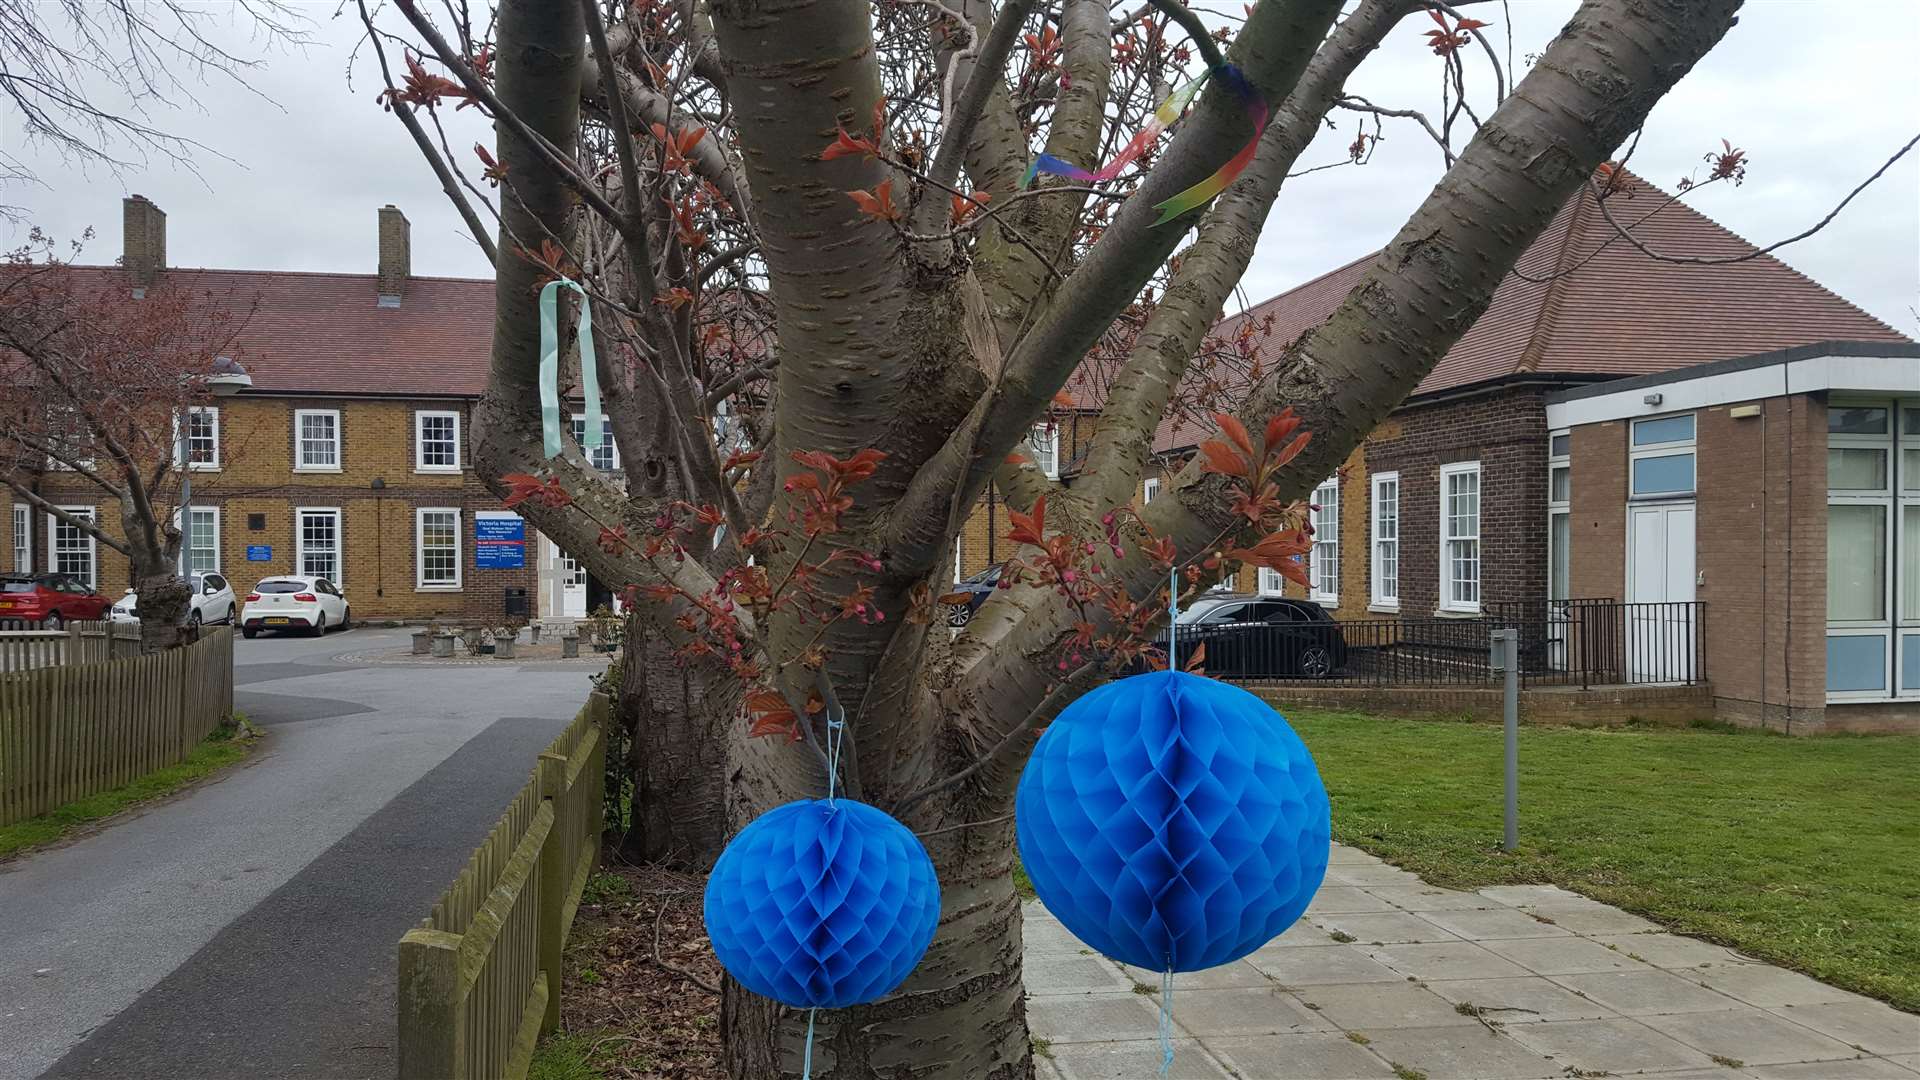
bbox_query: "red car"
[0,573,114,627]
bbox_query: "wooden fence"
[0,620,143,673]
[398,694,607,1080]
[0,627,235,826]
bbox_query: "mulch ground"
[549,860,725,1079]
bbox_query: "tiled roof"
[1151,171,1910,452]
[60,266,498,397]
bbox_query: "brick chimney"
[123,195,167,295]
[377,204,411,307]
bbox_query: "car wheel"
[1298,645,1333,679]
[311,612,327,637]
[226,605,237,625]
[946,604,973,628]
[242,626,258,639]
[188,609,203,628]
[42,611,63,631]
[338,606,350,631]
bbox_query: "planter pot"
[561,635,580,659]
[479,643,496,655]
[431,634,455,659]
[530,625,542,645]
[411,631,432,655]
[494,639,517,659]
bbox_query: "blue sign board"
[474,513,527,570]
[246,545,273,562]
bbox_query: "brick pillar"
[377,205,411,306]
[122,195,166,292]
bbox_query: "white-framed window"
[416,507,462,590]
[294,409,342,472]
[1030,424,1061,479]
[11,505,29,572]
[1256,566,1286,597]
[570,414,620,472]
[1439,461,1481,613]
[1548,431,1571,602]
[1629,413,1695,499]
[1310,476,1339,605]
[1142,476,1160,505]
[1370,471,1399,610]
[180,506,220,575]
[49,506,96,590]
[953,532,964,585]
[415,410,462,473]
[176,406,220,470]
[1825,398,1919,701]
[296,507,342,584]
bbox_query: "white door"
[1627,502,1696,682]
[549,539,587,618]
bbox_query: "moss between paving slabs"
[0,725,255,860]
[1286,708,1920,1011]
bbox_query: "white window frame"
[1030,424,1060,479]
[179,505,221,575]
[1370,471,1399,611]
[1439,461,1481,614]
[296,507,343,585]
[1628,412,1696,500]
[49,505,97,590]
[1825,398,1916,702]
[11,505,29,572]
[570,413,621,472]
[414,410,463,473]
[953,532,964,585]
[1310,476,1339,606]
[415,507,463,591]
[175,406,221,471]
[294,409,343,473]
[1256,566,1286,597]
[1548,431,1571,603]
[1142,476,1160,505]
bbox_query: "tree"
[0,232,242,652]
[366,0,1745,1074]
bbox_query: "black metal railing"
[1221,599,1704,689]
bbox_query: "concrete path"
[0,628,608,1080]
[1025,844,1919,1080]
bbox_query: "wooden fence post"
[397,927,466,1080]
[535,751,568,1036]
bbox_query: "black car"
[1160,593,1348,678]
[944,563,1005,627]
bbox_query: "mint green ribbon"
[538,278,603,459]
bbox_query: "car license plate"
[266,617,291,625]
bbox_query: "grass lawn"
[1288,709,1920,1011]
[0,723,256,860]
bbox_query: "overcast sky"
[4,2,1917,334]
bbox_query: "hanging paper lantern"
[1016,670,1329,972]
[704,798,941,1009]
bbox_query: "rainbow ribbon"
[538,277,603,459]
[1019,64,1267,228]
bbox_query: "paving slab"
[1312,911,1462,944]
[1292,982,1481,1031]
[1361,885,1496,911]
[1260,921,1343,949]
[1304,886,1401,914]
[1416,907,1574,941]
[1027,994,1165,1044]
[1025,955,1136,994]
[1749,1060,1920,1079]
[1692,960,1879,1008]
[1477,935,1646,975]
[1244,945,1407,987]
[1324,865,1426,887]
[1167,987,1336,1037]
[1205,1032,1398,1079]
[1119,960,1274,991]
[1500,1017,1719,1073]
[1588,931,1745,969]
[1024,914,1091,956]
[1365,941,1535,982]
[1763,1001,1920,1057]
[1422,977,1619,1023]
[1474,884,1592,907]
[1048,1038,1232,1080]
[1328,846,1384,865]
[1641,1006,1862,1065]
[1550,968,1748,1016]
[1525,906,1661,935]
[1356,1025,1562,1080]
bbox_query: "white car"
[109,572,239,628]
[240,575,352,638]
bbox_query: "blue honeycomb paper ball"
[1016,670,1330,972]
[703,798,941,1009]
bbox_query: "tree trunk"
[130,554,193,653]
[618,615,739,866]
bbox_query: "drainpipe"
[1782,369,1794,735]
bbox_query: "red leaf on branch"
[597,526,631,554]
[821,127,880,161]
[1223,529,1313,571]
[950,190,991,226]
[723,449,762,470]
[501,473,573,509]
[1007,495,1048,547]
[745,688,801,740]
[1215,413,1255,459]
[1183,641,1208,673]
[1198,440,1249,479]
[847,178,901,221]
[474,143,508,185]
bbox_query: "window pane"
[1550,512,1571,601]
[1903,449,1920,493]
[1826,448,1887,491]
[1903,633,1920,691]
[1827,504,1885,621]
[1631,453,1695,495]
[1904,505,1920,622]
[1549,434,1570,457]
[1826,634,1886,692]
[1633,414,1695,446]
[1828,405,1888,435]
[187,510,218,573]
[1550,465,1570,504]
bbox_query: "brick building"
[1,197,613,624]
